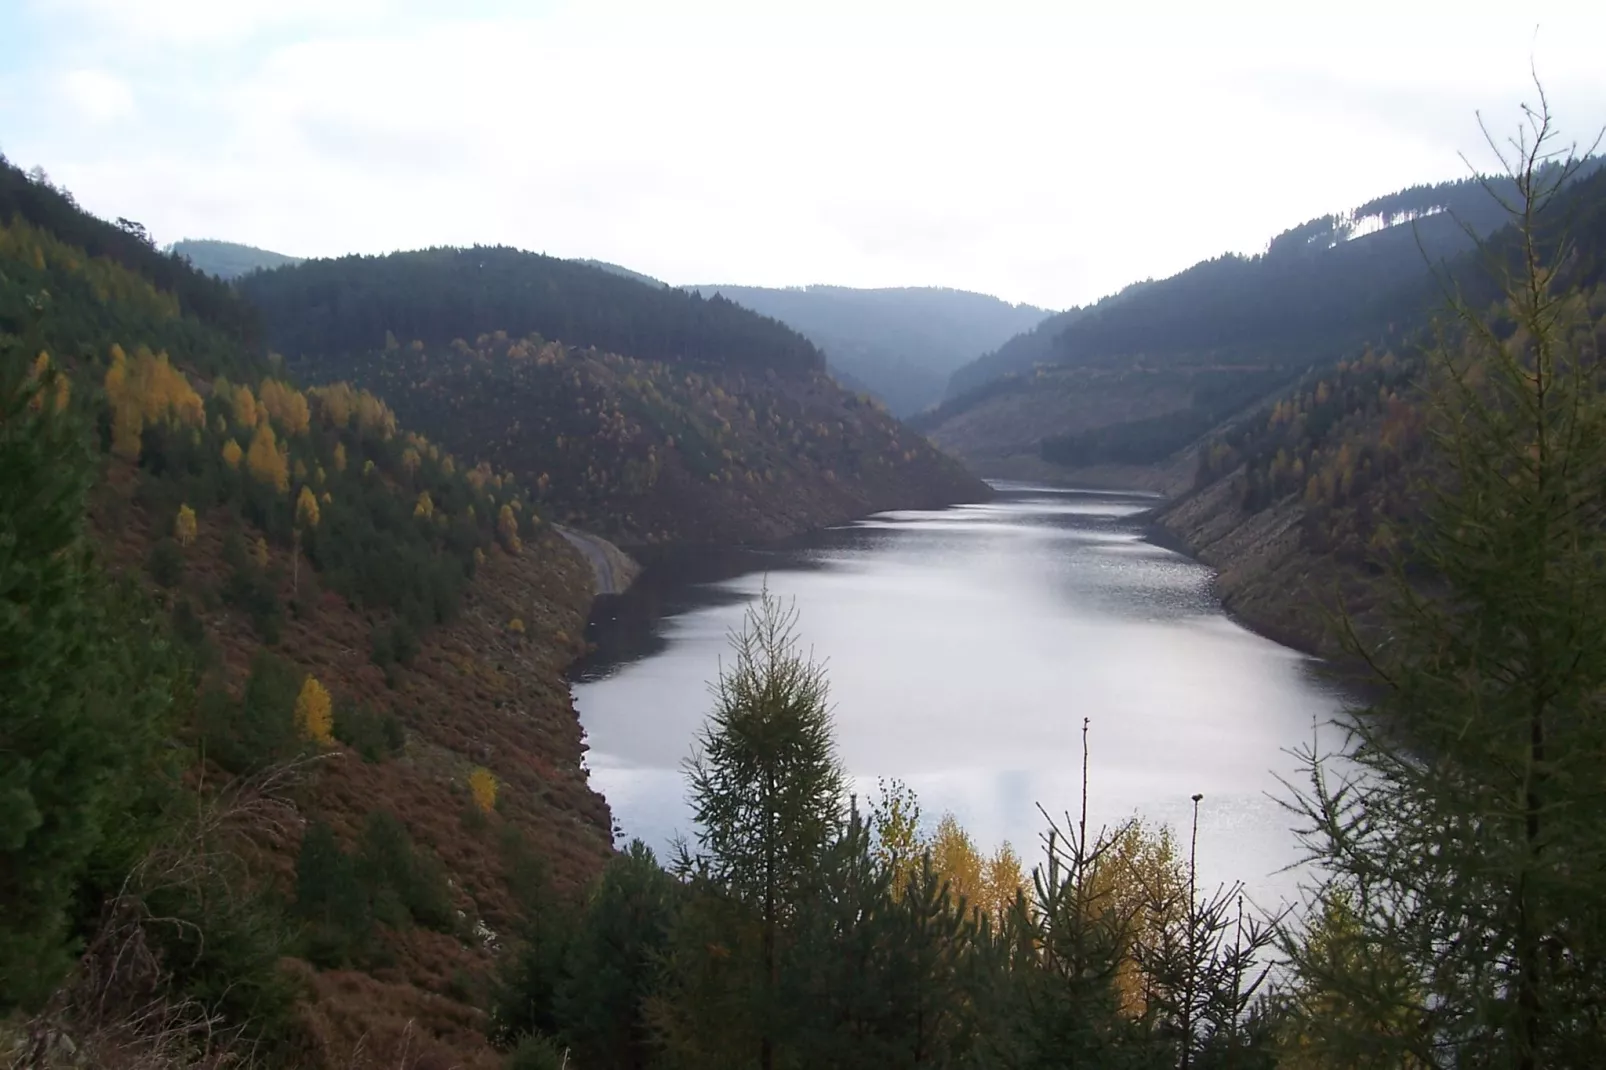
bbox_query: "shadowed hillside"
[690,283,1051,416]
[925,163,1604,475]
[241,254,990,546]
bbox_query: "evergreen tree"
[560,839,678,1070]
[0,347,187,1009]
[679,588,846,1069]
[1287,96,1606,1067]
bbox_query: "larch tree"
[294,675,333,745]
[682,588,846,1070]
[469,768,497,814]
[173,503,197,547]
[245,423,288,492]
[1287,95,1606,1067]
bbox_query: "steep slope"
[928,164,1602,474]
[688,284,1051,416]
[171,237,303,278]
[1,159,616,1068]
[241,253,990,545]
[1158,164,1606,656]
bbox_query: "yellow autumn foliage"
[231,384,258,429]
[245,423,289,492]
[221,439,243,469]
[26,352,70,413]
[174,504,198,547]
[295,676,333,744]
[259,378,310,435]
[103,346,204,461]
[469,768,498,814]
[354,390,396,438]
[413,491,434,519]
[295,485,321,528]
[311,382,357,428]
[497,504,521,555]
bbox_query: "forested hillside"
[1,156,617,1068]
[1162,160,1606,654]
[239,247,825,378]
[926,163,1604,474]
[688,284,1051,416]
[170,238,302,279]
[243,255,989,545]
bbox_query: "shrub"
[506,1033,568,1070]
[197,651,299,774]
[332,703,405,763]
[147,536,184,587]
[355,811,455,933]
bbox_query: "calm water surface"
[571,483,1350,910]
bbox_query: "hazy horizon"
[4,2,1605,308]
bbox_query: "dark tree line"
[238,246,826,377]
[945,160,1602,403]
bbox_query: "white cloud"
[13,2,1606,307]
[58,68,135,122]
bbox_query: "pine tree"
[681,588,846,1069]
[1288,96,1606,1067]
[1,345,183,1008]
[559,840,677,1070]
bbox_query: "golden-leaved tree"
[258,378,310,435]
[103,344,204,461]
[245,423,288,492]
[497,503,521,554]
[295,676,333,744]
[469,768,498,814]
[294,485,320,529]
[173,504,197,547]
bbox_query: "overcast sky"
[3,1,1604,309]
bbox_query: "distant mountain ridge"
[168,237,301,278]
[688,284,1052,416]
[166,233,1050,415]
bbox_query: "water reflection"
[571,483,1349,910]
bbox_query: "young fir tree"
[1287,95,1606,1067]
[676,588,846,1070]
[0,344,185,1009]
[558,839,678,1070]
